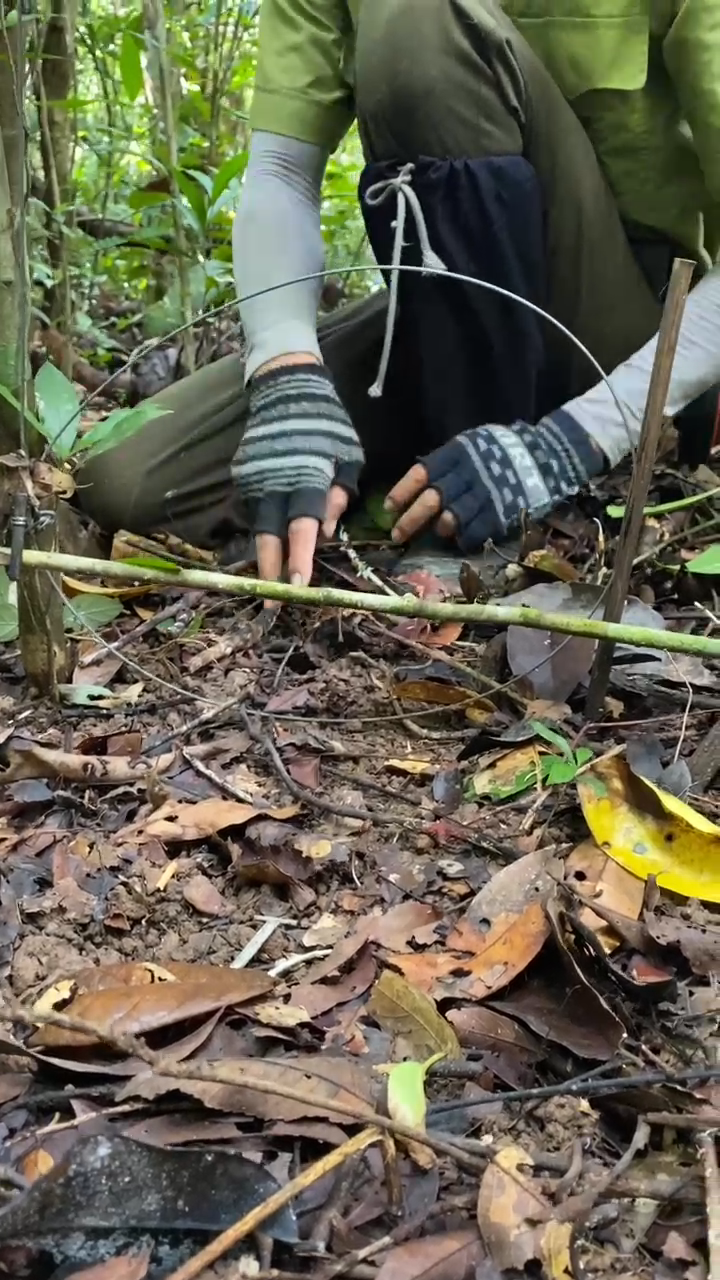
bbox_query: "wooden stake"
[586,257,695,719]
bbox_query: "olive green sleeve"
[249,0,355,151]
[664,0,720,213]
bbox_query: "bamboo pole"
[4,547,720,658]
[586,258,696,717]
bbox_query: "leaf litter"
[1,486,720,1279]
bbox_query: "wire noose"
[38,263,639,458]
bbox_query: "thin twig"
[146,693,249,755]
[77,591,204,667]
[179,748,256,804]
[428,1064,720,1118]
[700,1130,720,1280]
[239,706,391,825]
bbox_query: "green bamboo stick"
[4,546,720,658]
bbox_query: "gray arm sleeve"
[565,263,720,465]
[233,131,330,382]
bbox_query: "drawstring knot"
[363,162,447,398]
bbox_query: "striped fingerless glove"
[232,363,365,538]
[420,410,606,551]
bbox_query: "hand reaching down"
[232,362,365,584]
[385,412,606,550]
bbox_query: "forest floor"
[0,439,719,1280]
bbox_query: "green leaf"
[530,719,574,761]
[128,189,169,210]
[34,362,81,460]
[176,170,207,230]
[119,30,143,102]
[0,382,43,432]
[74,403,172,461]
[686,543,720,576]
[384,1053,445,1130]
[57,684,112,706]
[0,603,19,643]
[0,567,10,604]
[607,486,720,520]
[63,594,123,632]
[211,152,248,204]
[120,555,181,572]
[573,747,595,768]
[543,757,580,786]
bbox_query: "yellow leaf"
[577,755,720,903]
[33,979,76,1015]
[522,550,579,583]
[21,1148,54,1182]
[62,575,150,601]
[383,758,434,776]
[471,744,546,800]
[368,971,462,1060]
[539,1220,573,1280]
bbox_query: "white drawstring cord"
[363,163,448,398]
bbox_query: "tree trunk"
[143,0,195,373]
[35,0,77,338]
[0,0,69,693]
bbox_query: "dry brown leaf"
[565,841,644,952]
[252,1002,310,1027]
[182,874,230,917]
[29,964,273,1049]
[288,947,376,1018]
[389,903,550,1000]
[368,970,461,1060]
[0,739,174,786]
[393,680,492,715]
[465,849,561,926]
[119,1053,378,1124]
[126,798,300,843]
[375,1229,485,1280]
[476,1145,551,1271]
[643,910,720,976]
[64,1252,151,1280]
[521,550,579,582]
[366,901,443,950]
[446,1006,541,1057]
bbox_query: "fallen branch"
[164,1126,381,1280]
[5,548,720,657]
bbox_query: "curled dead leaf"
[29,963,273,1049]
[120,1053,379,1124]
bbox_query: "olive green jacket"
[249,0,720,262]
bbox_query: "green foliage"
[73,401,172,461]
[63,593,123,632]
[25,3,369,348]
[465,721,594,801]
[34,361,82,460]
[119,30,143,101]
[686,544,720,575]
